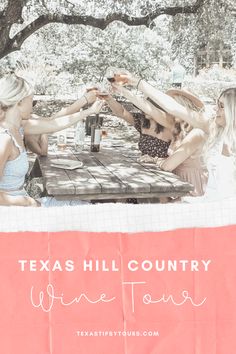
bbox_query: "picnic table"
[36,141,193,201]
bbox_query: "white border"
[1,198,236,232]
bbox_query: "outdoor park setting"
[0,0,236,205]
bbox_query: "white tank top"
[204,139,236,200]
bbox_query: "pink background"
[0,226,236,354]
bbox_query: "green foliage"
[171,0,236,69]
[2,17,174,94]
[0,0,235,96]
[184,66,236,100]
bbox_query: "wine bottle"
[90,114,101,152]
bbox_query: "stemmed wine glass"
[105,67,129,85]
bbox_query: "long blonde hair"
[0,73,33,119]
[205,88,236,158]
[172,94,204,143]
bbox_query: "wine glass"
[105,67,116,83]
[94,80,112,100]
[85,81,99,93]
[106,67,129,85]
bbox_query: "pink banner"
[0,227,236,354]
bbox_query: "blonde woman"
[155,89,208,196]
[0,73,103,207]
[200,88,236,201]
[161,88,236,201]
[111,83,208,196]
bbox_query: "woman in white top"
[199,88,236,201]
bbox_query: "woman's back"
[133,115,171,158]
[173,146,208,196]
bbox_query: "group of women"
[98,70,236,202]
[0,69,236,207]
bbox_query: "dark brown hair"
[133,111,164,133]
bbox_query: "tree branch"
[1,0,205,58]
[64,0,76,9]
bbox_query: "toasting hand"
[84,88,99,105]
[88,99,104,115]
[112,69,140,87]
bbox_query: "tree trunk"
[219,42,223,68]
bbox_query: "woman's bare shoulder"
[0,127,11,140]
[0,129,12,153]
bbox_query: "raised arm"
[100,94,135,125]
[112,84,175,130]
[23,100,103,135]
[138,80,209,133]
[114,71,209,133]
[52,90,97,118]
[158,128,206,172]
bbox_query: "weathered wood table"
[37,145,193,201]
